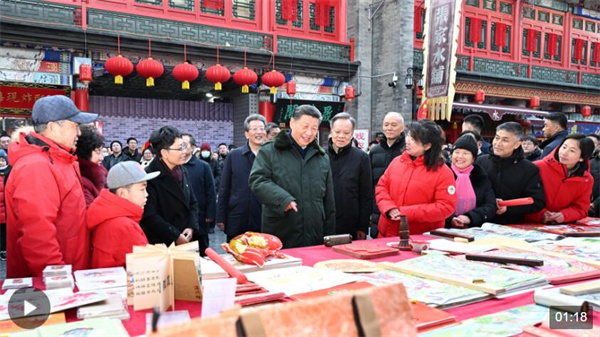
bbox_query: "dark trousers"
[195,233,210,257]
[0,224,6,251]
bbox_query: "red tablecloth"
[3,236,598,336]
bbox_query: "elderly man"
[540,112,568,159]
[250,105,335,248]
[369,112,405,238]
[181,133,216,256]
[265,122,281,141]
[6,95,97,277]
[218,114,267,241]
[327,113,372,240]
[476,122,546,224]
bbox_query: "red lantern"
[173,62,199,90]
[345,85,355,101]
[475,89,485,104]
[582,106,592,118]
[79,64,92,85]
[233,67,258,94]
[262,70,285,94]
[206,64,231,91]
[137,58,164,87]
[530,96,540,109]
[105,55,134,85]
[286,80,297,97]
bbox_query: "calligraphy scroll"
[422,0,462,121]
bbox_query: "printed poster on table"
[422,0,462,121]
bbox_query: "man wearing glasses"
[141,126,199,247]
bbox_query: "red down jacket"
[87,189,148,269]
[376,151,457,236]
[525,148,593,223]
[6,132,90,278]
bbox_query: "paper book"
[421,304,548,337]
[0,312,65,333]
[509,224,600,237]
[42,265,71,278]
[126,241,201,311]
[531,238,600,265]
[0,290,106,321]
[357,270,490,309]
[73,267,127,291]
[480,223,563,242]
[453,249,600,284]
[2,278,33,290]
[200,253,303,280]
[77,295,130,320]
[36,317,129,337]
[534,286,600,312]
[380,254,547,296]
[411,301,457,331]
[428,239,497,254]
[245,266,360,296]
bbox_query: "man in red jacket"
[5,95,97,277]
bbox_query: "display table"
[2,235,598,336]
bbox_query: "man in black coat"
[103,140,125,170]
[369,112,405,238]
[540,112,568,159]
[123,137,142,162]
[181,133,216,256]
[476,122,545,224]
[141,126,199,248]
[327,113,373,239]
[217,114,266,242]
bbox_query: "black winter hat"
[453,135,479,159]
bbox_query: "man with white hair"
[369,112,405,238]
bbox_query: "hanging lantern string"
[217,46,220,64]
[244,51,247,67]
[149,39,152,58]
[117,34,120,55]
[273,52,276,70]
[184,44,187,62]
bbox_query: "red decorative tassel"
[281,0,298,22]
[470,18,482,44]
[495,23,507,48]
[204,0,223,10]
[547,33,558,57]
[574,38,584,61]
[594,42,600,64]
[527,29,538,53]
[415,6,423,34]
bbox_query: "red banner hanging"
[314,0,333,28]
[0,85,68,111]
[204,0,223,10]
[527,29,538,53]
[547,33,558,57]
[469,18,482,44]
[415,6,423,34]
[574,38,585,61]
[594,42,600,64]
[281,0,298,22]
[495,22,507,48]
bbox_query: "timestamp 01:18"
[549,306,594,330]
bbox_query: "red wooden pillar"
[74,88,89,112]
[259,101,274,123]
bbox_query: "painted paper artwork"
[533,238,600,262]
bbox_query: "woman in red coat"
[376,120,457,236]
[76,125,107,207]
[525,134,595,224]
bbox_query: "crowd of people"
[1,95,599,278]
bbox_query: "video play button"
[8,288,51,329]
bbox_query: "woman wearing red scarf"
[445,135,497,228]
[525,134,595,224]
[376,120,457,235]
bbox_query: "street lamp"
[405,67,423,119]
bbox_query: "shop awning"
[453,102,550,121]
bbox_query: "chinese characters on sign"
[353,129,370,151]
[0,84,68,111]
[275,99,346,127]
[424,0,461,121]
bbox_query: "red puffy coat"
[525,149,593,223]
[6,132,90,278]
[87,189,148,269]
[0,173,5,224]
[376,152,457,236]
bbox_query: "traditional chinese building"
[414,0,600,142]
[0,0,357,146]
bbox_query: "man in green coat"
[249,105,336,248]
